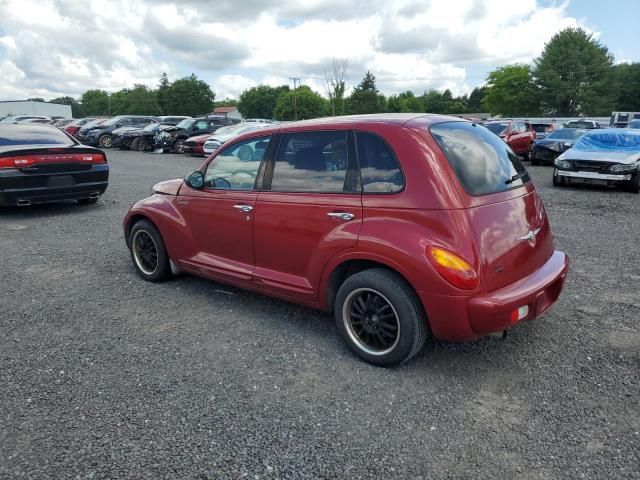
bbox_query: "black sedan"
[531,128,586,166]
[0,124,108,206]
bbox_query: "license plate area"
[47,175,75,187]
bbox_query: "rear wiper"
[505,172,526,184]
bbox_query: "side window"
[194,120,208,130]
[270,131,351,193]
[204,136,271,190]
[119,118,132,126]
[356,132,404,193]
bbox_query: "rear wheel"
[334,269,427,367]
[98,134,113,148]
[129,220,171,282]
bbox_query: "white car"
[1,115,52,124]
[553,128,640,193]
[203,123,270,155]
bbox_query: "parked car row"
[0,115,72,126]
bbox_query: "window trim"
[353,130,406,195]
[201,134,275,192]
[262,129,360,195]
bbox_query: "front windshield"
[626,120,640,129]
[546,129,584,140]
[567,121,595,129]
[485,123,509,135]
[176,118,195,129]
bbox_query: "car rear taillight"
[427,246,479,290]
[0,152,106,169]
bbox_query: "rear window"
[430,122,530,196]
[485,123,509,136]
[0,125,75,147]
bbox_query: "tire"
[334,268,427,367]
[625,173,640,194]
[78,197,98,205]
[172,138,185,153]
[98,134,113,148]
[130,137,146,151]
[128,219,171,282]
[552,169,562,187]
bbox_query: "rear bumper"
[0,164,109,206]
[419,250,569,342]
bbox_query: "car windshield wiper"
[505,172,526,184]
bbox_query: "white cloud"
[0,0,589,100]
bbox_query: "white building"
[0,100,72,119]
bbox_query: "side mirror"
[185,171,204,189]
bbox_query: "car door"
[253,129,363,302]
[508,122,524,153]
[176,134,274,287]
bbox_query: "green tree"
[346,71,386,114]
[238,85,289,119]
[533,27,614,116]
[482,64,540,116]
[421,89,467,114]
[122,85,162,115]
[386,91,423,113]
[50,96,83,117]
[324,59,348,116]
[467,86,487,112]
[611,62,640,112]
[273,85,327,121]
[80,89,110,116]
[163,74,215,116]
[157,73,170,115]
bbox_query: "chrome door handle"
[233,204,253,213]
[327,212,355,221]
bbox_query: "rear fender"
[318,210,480,310]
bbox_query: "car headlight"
[554,158,572,169]
[609,161,640,173]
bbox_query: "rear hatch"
[430,121,554,292]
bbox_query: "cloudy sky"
[0,0,637,101]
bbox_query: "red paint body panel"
[123,114,569,342]
[253,192,363,302]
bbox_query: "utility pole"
[290,76,300,120]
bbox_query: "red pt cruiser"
[123,114,569,367]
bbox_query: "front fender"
[123,194,194,260]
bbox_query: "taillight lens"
[427,246,479,290]
[0,153,106,169]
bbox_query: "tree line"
[44,27,639,120]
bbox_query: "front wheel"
[98,134,113,148]
[625,173,640,194]
[129,220,171,282]
[334,269,427,367]
[552,169,563,187]
[172,138,185,153]
[130,137,146,151]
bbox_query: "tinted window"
[627,120,640,129]
[271,131,350,193]
[430,122,530,196]
[0,125,74,146]
[485,123,509,135]
[204,136,270,190]
[194,120,209,130]
[356,132,404,193]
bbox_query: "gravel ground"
[1,149,639,480]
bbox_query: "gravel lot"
[1,149,639,479]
